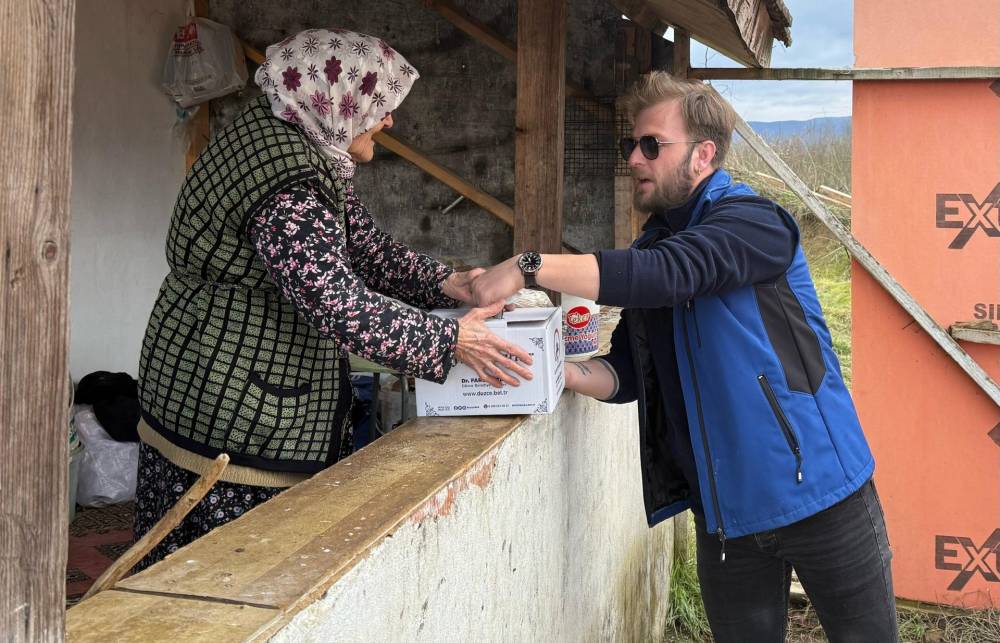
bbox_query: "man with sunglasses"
[471,72,897,642]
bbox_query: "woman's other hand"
[441,268,485,305]
[455,301,534,388]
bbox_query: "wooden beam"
[734,116,1000,416]
[515,0,567,256]
[950,322,1000,346]
[373,132,513,226]
[186,1,211,170]
[672,28,690,78]
[611,0,772,68]
[421,0,604,104]
[423,0,515,63]
[614,179,634,248]
[817,185,852,206]
[0,0,75,640]
[691,66,1000,81]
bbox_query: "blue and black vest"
[627,170,874,542]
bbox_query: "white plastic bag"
[162,18,248,108]
[74,405,139,507]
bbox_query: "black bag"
[74,371,140,442]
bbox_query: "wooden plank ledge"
[950,321,1000,345]
[67,415,529,641]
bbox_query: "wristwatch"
[517,251,542,288]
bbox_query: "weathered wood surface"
[735,116,1000,413]
[748,172,852,210]
[373,131,514,226]
[950,324,1000,346]
[514,0,566,256]
[672,28,691,78]
[184,1,212,170]
[612,0,779,68]
[0,1,75,641]
[65,416,524,641]
[67,590,277,643]
[691,66,1000,81]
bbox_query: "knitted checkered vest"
[138,95,352,473]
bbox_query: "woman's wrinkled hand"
[441,268,486,305]
[455,301,534,388]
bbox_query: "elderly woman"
[132,29,530,567]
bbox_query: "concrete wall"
[70,0,188,377]
[272,394,672,643]
[67,395,673,641]
[210,0,619,266]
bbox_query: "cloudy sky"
[684,0,854,122]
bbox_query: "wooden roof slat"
[611,0,789,68]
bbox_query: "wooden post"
[186,0,211,170]
[514,0,566,258]
[672,28,690,78]
[613,22,652,248]
[0,1,75,640]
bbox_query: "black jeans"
[694,479,898,643]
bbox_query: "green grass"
[727,136,855,388]
[664,544,710,642]
[664,523,1000,642]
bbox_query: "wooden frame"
[1,1,75,640]
[514,0,567,256]
[689,66,1000,81]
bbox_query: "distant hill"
[745,116,851,141]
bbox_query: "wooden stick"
[734,116,1000,414]
[82,453,230,600]
[817,185,853,205]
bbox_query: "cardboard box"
[416,307,565,416]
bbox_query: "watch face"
[519,252,542,273]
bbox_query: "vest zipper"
[757,374,803,484]
[681,311,726,560]
[686,300,702,348]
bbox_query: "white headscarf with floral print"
[255,29,419,178]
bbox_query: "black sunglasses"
[620,136,704,161]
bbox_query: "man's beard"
[633,150,696,212]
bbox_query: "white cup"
[562,294,600,359]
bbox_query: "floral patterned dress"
[133,182,460,570]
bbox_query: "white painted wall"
[273,394,673,642]
[70,0,189,377]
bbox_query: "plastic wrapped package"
[74,405,139,507]
[162,18,248,108]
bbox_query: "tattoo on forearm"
[573,362,592,377]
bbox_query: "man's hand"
[455,300,533,388]
[470,256,524,307]
[441,268,486,305]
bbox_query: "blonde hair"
[622,72,737,168]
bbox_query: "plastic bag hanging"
[162,17,248,108]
